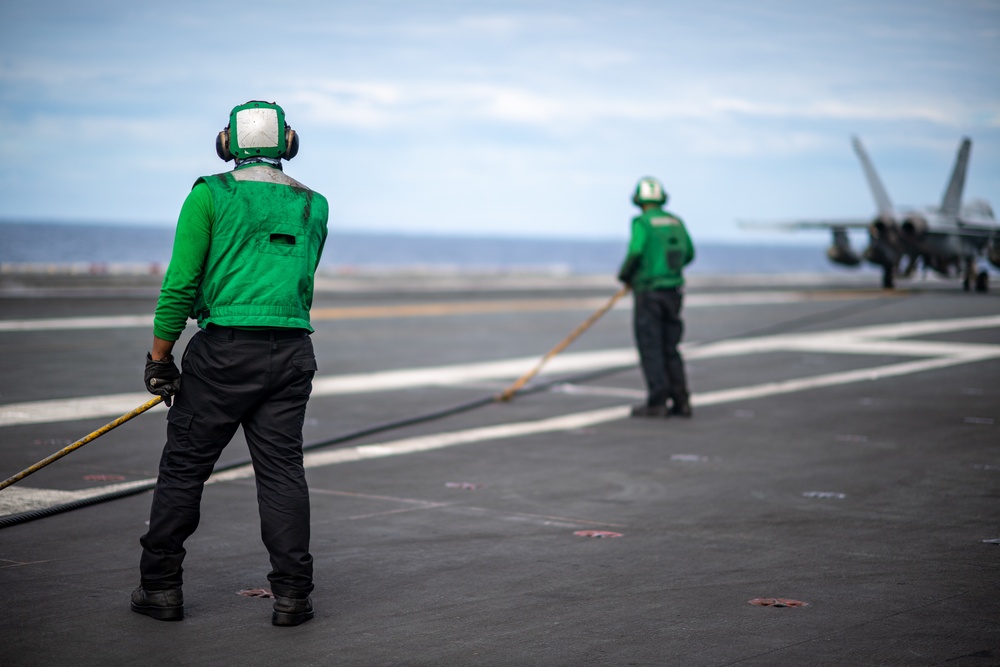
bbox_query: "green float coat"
[617,208,695,292]
[154,164,329,341]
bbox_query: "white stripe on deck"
[0,314,155,332]
[4,343,995,515]
[0,291,843,333]
[0,349,639,428]
[2,315,1000,428]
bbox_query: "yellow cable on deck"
[0,396,164,491]
[497,286,630,402]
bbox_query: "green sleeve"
[153,183,214,341]
[617,218,646,283]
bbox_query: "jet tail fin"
[939,138,971,219]
[852,136,893,218]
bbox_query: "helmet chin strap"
[235,156,283,169]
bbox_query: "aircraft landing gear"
[881,266,894,289]
[961,259,988,293]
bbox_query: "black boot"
[669,398,692,417]
[272,595,314,626]
[131,586,184,621]
[630,403,669,417]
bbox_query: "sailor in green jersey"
[135,101,327,627]
[617,176,695,418]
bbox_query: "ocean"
[0,221,859,276]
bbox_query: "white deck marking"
[0,392,160,428]
[0,290,847,333]
[550,384,647,399]
[309,349,637,395]
[0,350,639,427]
[0,314,155,332]
[4,340,996,515]
[690,356,992,406]
[2,315,999,428]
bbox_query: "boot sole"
[272,609,314,626]
[131,601,184,621]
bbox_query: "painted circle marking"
[749,597,810,608]
[574,530,623,538]
[237,588,274,598]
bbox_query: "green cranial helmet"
[216,100,299,161]
[632,176,668,206]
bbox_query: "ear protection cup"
[216,127,234,161]
[283,126,299,160]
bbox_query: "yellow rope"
[498,286,630,402]
[0,395,164,491]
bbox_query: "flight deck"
[1,273,998,666]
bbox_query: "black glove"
[617,256,640,286]
[144,352,181,407]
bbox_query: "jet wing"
[945,223,1000,239]
[738,219,871,231]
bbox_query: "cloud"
[710,97,966,126]
[283,74,980,138]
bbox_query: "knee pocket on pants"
[165,408,195,446]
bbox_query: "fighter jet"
[742,137,1000,290]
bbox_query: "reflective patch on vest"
[232,166,310,190]
[261,226,308,258]
[650,215,680,226]
[667,250,683,270]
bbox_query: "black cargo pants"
[139,325,318,598]
[633,288,689,407]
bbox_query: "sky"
[1,0,998,243]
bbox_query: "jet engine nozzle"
[901,215,928,239]
[870,215,897,240]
